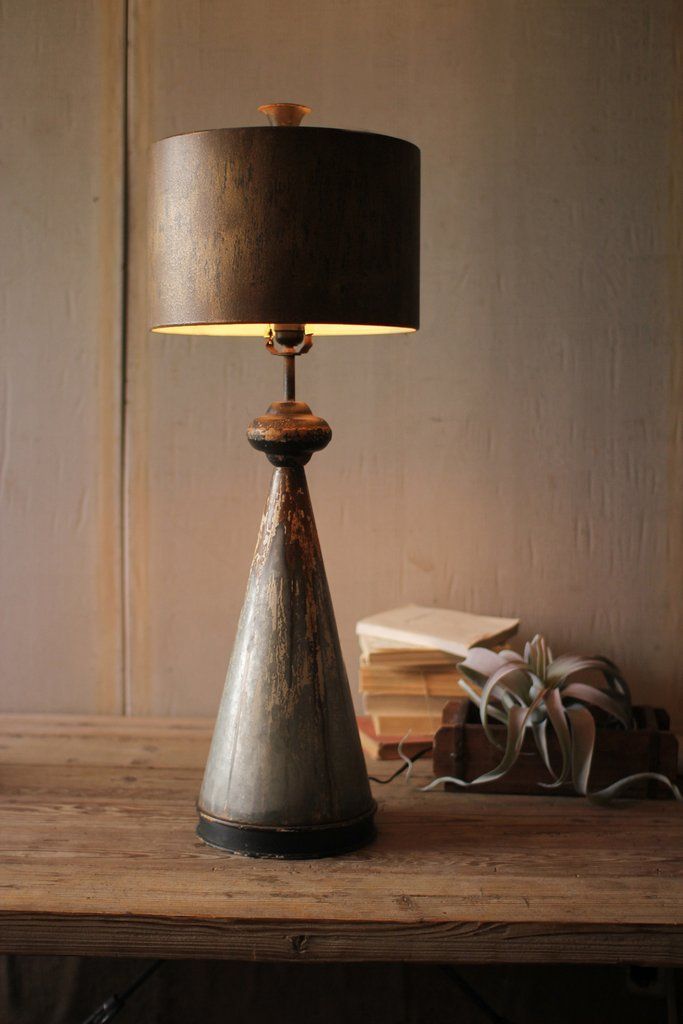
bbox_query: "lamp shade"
[149,126,420,336]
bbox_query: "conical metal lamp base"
[197,458,376,859]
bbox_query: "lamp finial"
[258,102,311,127]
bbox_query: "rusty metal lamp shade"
[150,122,419,336]
[149,106,420,858]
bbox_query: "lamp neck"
[284,353,296,401]
[251,326,328,467]
[265,325,313,403]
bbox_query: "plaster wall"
[0,0,124,712]
[2,1,681,726]
[125,0,683,724]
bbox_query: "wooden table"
[0,714,681,965]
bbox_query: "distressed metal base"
[197,385,377,859]
[197,808,377,860]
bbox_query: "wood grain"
[1,715,682,964]
[3,915,682,966]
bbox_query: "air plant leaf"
[547,655,631,705]
[532,719,554,777]
[565,704,596,796]
[498,649,526,664]
[561,682,632,730]
[421,685,549,792]
[468,705,530,785]
[478,663,537,746]
[421,704,530,792]
[587,773,683,805]
[457,678,508,725]
[421,635,680,806]
[537,685,572,787]
[525,634,552,679]
[459,647,522,686]
[590,655,632,700]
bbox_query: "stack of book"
[356,604,519,759]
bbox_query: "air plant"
[419,635,682,803]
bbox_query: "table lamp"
[149,103,420,858]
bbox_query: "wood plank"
[1,716,683,962]
[0,714,213,767]
[2,915,682,966]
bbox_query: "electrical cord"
[367,746,432,784]
[79,960,163,1023]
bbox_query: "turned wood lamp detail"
[149,103,420,857]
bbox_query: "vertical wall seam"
[667,0,683,726]
[119,0,131,715]
[121,0,152,716]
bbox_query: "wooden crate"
[433,701,678,798]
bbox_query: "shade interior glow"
[152,323,415,337]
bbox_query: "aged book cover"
[356,605,519,658]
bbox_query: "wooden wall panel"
[0,1,124,712]
[125,1,683,727]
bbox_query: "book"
[372,713,442,734]
[356,606,517,762]
[363,647,461,667]
[357,715,433,761]
[364,694,470,740]
[364,693,460,733]
[362,693,456,716]
[358,635,463,662]
[359,665,464,697]
[356,604,519,659]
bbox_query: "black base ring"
[196,808,376,859]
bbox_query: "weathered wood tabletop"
[0,714,682,964]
